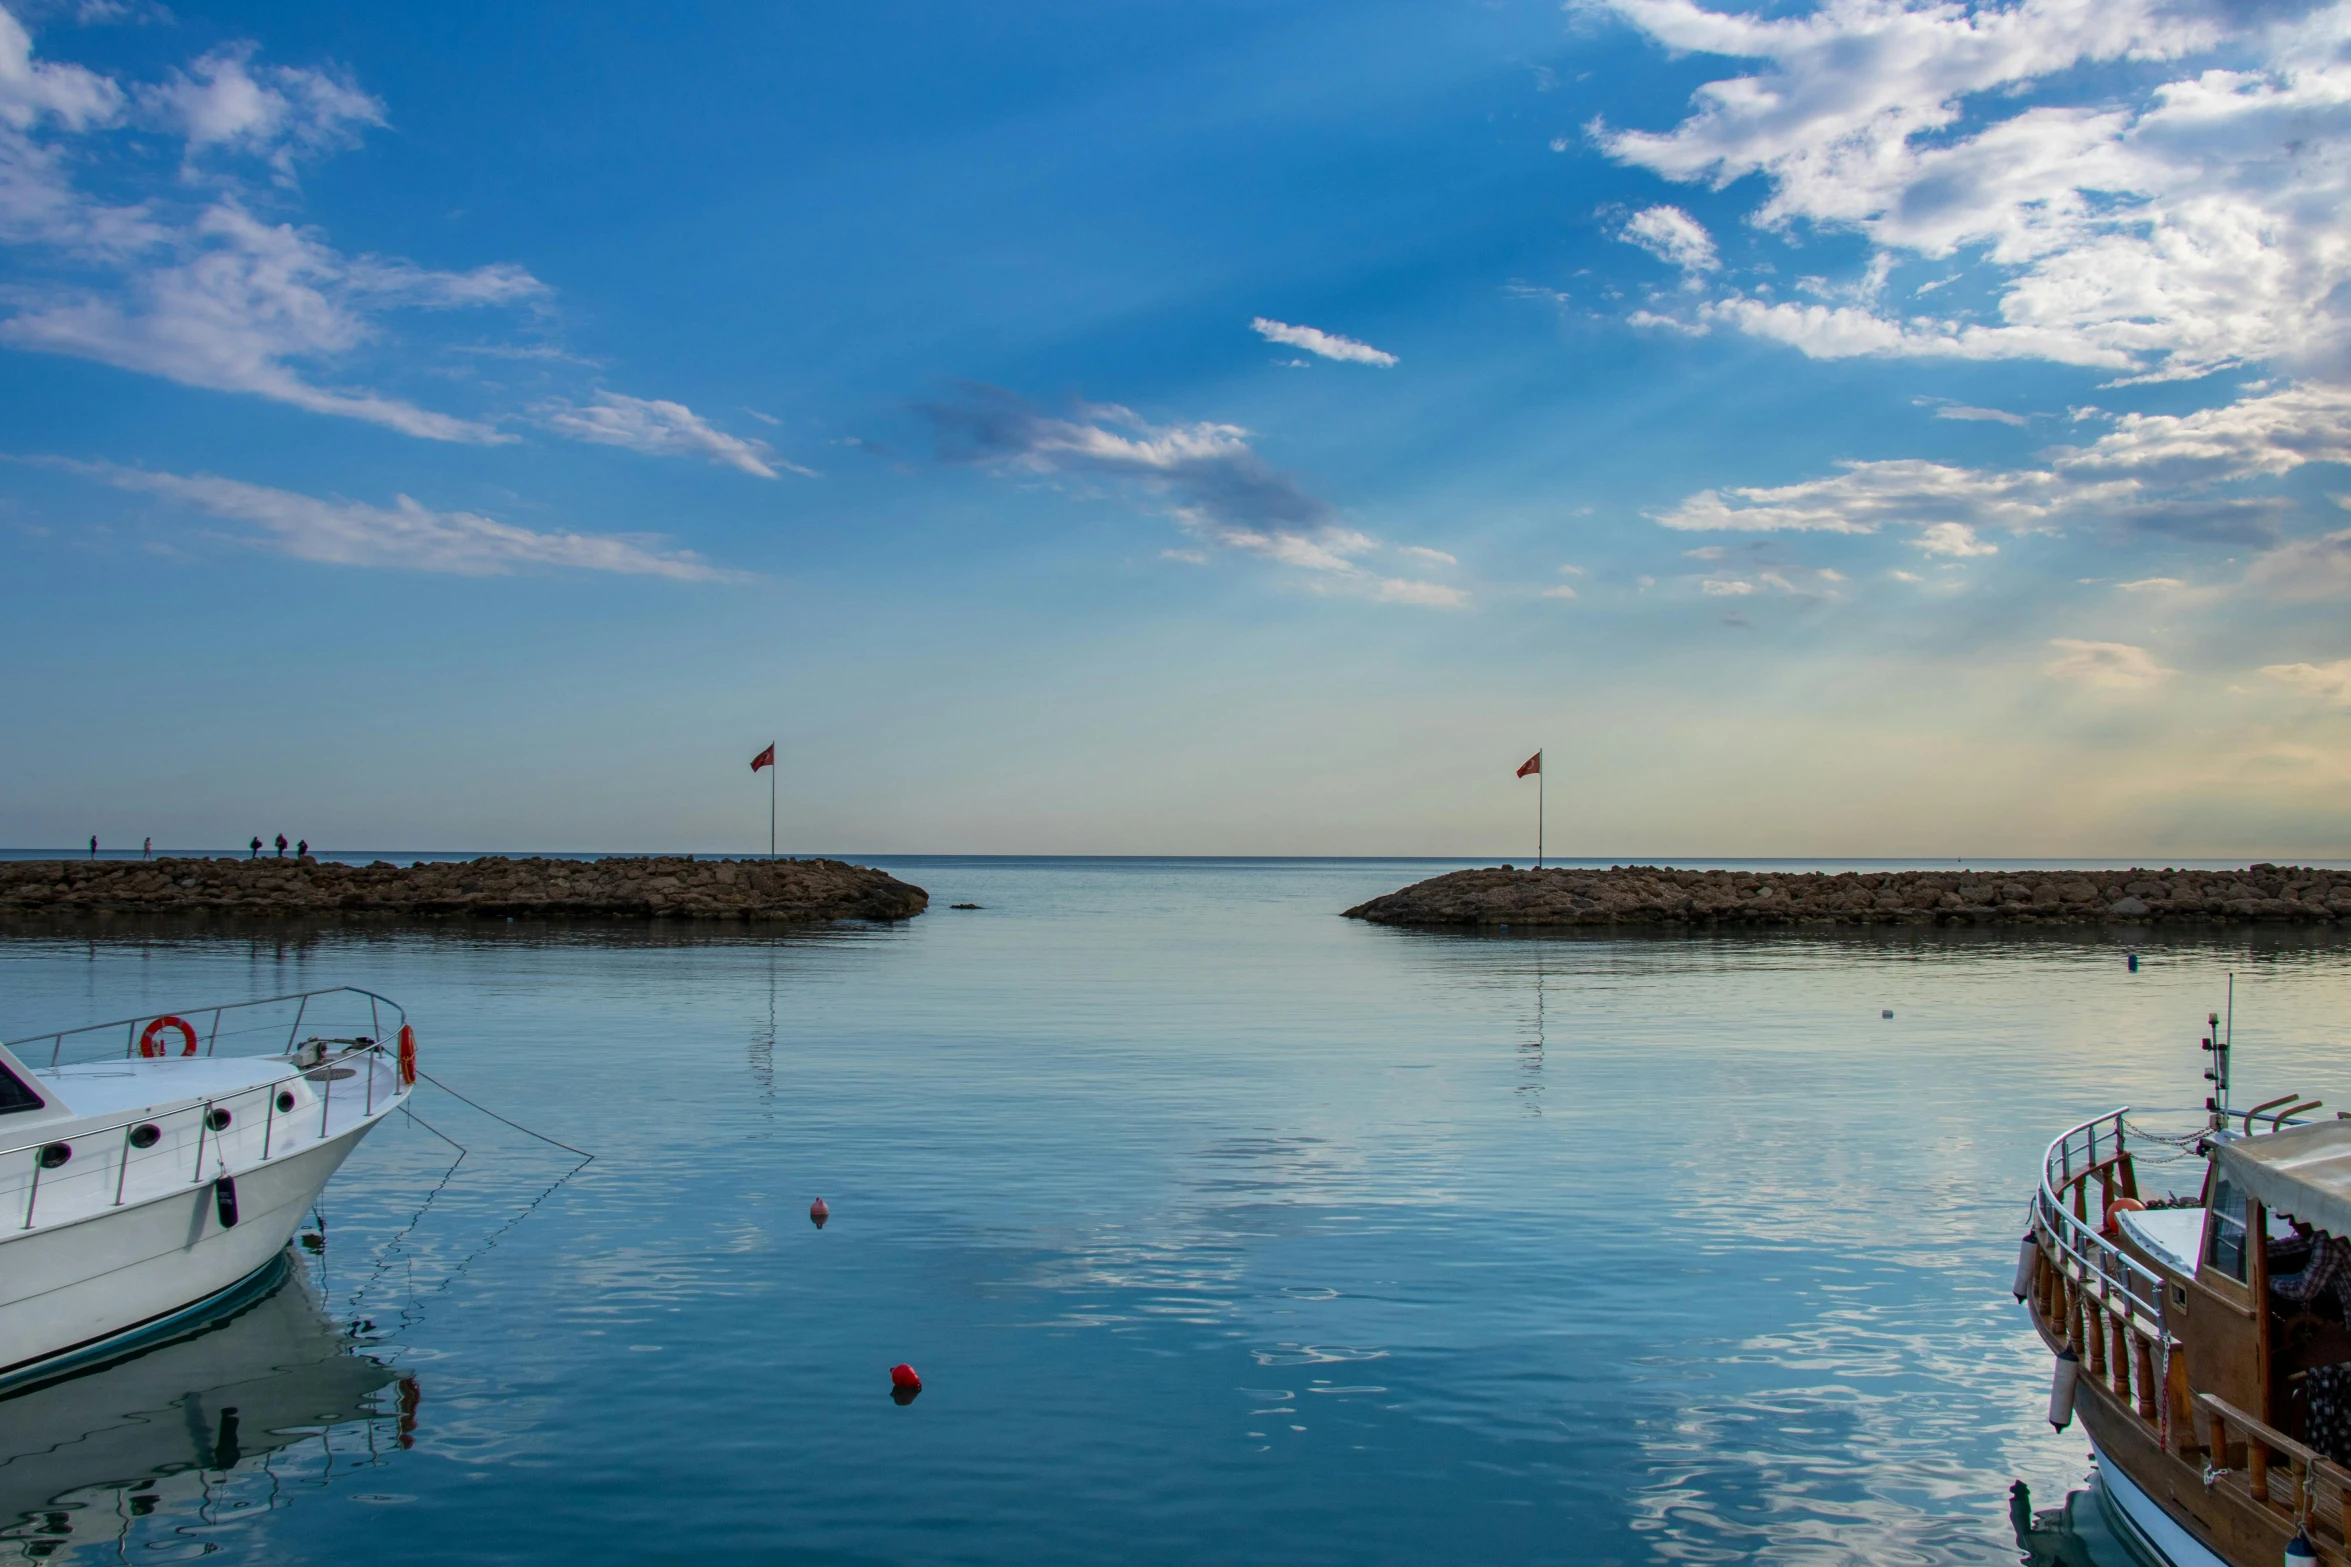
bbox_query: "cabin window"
[2207,1172,2250,1280]
[0,1062,42,1116]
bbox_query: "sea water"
[4,856,2350,1566]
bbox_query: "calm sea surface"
[5,856,2351,1566]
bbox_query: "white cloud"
[1621,204,1719,273]
[63,461,730,579]
[0,11,117,128]
[1926,401,2028,426]
[1652,384,2351,550]
[926,385,1460,606]
[1916,520,1998,557]
[0,14,548,440]
[1249,317,1398,367]
[1,202,534,442]
[1595,0,2351,382]
[142,45,383,179]
[2117,576,2186,592]
[1373,577,1470,608]
[2045,638,2175,690]
[1542,582,1579,599]
[2261,658,2351,705]
[1398,544,1457,565]
[2244,528,2351,601]
[537,392,802,478]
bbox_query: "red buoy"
[890,1363,921,1391]
[809,1197,830,1229]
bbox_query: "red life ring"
[139,1016,198,1058]
[397,1024,417,1086]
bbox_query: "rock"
[0,855,926,925]
[1342,865,2342,929]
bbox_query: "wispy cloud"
[2045,638,2175,691]
[2262,659,2351,706]
[55,459,730,579]
[924,384,1460,606]
[1652,384,2351,553]
[140,44,384,180]
[536,392,805,478]
[0,12,543,439]
[1620,205,1718,274]
[1918,398,2028,427]
[1249,317,1398,368]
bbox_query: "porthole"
[128,1123,161,1149]
[205,1108,232,1132]
[276,1091,297,1113]
[37,1143,70,1169]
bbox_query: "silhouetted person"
[296,838,308,859]
[88,835,96,860]
[143,836,151,860]
[250,836,261,859]
[274,834,287,859]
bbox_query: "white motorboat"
[0,987,413,1393]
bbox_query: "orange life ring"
[397,1024,417,1086]
[2102,1196,2147,1238]
[139,1015,198,1058]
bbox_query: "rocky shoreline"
[1343,864,2351,929]
[0,855,928,923]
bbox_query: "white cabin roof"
[2215,1119,2351,1239]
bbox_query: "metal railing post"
[192,1101,212,1183]
[22,1157,42,1230]
[114,1125,133,1206]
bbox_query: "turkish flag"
[750,744,776,772]
[1516,751,1541,778]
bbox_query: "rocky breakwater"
[1344,864,2351,929]
[0,856,928,923]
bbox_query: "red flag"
[750,744,776,772]
[1516,751,1541,778]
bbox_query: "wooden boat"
[2025,1064,2351,1567]
[0,988,413,1393]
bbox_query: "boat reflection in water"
[2012,1476,2147,1567]
[0,1251,411,1563]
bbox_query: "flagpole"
[769,756,777,861]
[1537,751,1544,870]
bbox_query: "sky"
[3,0,2350,857]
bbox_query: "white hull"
[2093,1440,2232,1567]
[0,1118,374,1388]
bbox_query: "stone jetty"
[0,856,928,923]
[1344,864,2351,929]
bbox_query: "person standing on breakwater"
[274,834,287,859]
[87,835,95,860]
[296,838,308,859]
[143,837,151,860]
[249,836,261,858]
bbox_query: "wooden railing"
[2202,1394,2350,1549]
[2033,1111,2172,1427]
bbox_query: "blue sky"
[4,0,2349,856]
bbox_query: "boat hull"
[2093,1434,2232,1567]
[0,1120,371,1391]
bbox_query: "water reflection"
[0,1257,405,1563]
[2008,1477,2139,1567]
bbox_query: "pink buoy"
[890,1363,921,1391]
[809,1197,829,1229]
